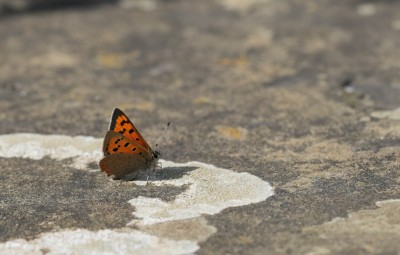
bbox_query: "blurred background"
[1,0,400,177]
[1,0,400,155]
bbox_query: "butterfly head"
[153,121,169,160]
[153,150,161,159]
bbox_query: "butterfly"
[99,108,163,179]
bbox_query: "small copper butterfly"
[99,108,167,179]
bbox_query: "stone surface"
[0,0,400,254]
[0,134,273,253]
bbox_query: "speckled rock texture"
[0,0,400,254]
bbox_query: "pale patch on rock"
[0,133,102,170]
[30,51,77,68]
[303,199,400,254]
[356,4,377,17]
[371,107,400,120]
[129,160,274,225]
[392,20,400,30]
[0,229,198,255]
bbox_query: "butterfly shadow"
[152,166,198,181]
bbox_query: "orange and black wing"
[109,108,152,150]
[102,131,152,159]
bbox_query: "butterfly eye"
[154,150,161,158]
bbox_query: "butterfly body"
[99,108,159,179]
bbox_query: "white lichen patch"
[303,199,400,254]
[129,160,273,225]
[0,133,274,255]
[0,133,102,169]
[371,108,400,120]
[0,229,198,255]
[308,199,400,233]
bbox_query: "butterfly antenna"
[155,121,170,148]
